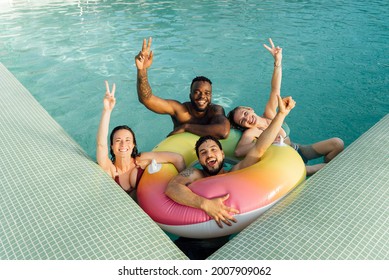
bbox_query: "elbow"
[256,148,267,159]
[216,119,231,139]
[168,152,185,171]
[178,158,186,172]
[164,183,174,198]
[234,149,244,158]
[137,96,146,105]
[220,130,230,140]
[216,126,230,140]
[174,155,186,172]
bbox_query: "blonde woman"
[227,39,343,175]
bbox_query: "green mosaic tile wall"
[0,63,187,260]
[210,114,388,260]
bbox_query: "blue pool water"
[1,0,388,160]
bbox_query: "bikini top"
[114,167,145,195]
[281,122,290,138]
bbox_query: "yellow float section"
[154,129,242,166]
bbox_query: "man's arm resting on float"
[165,168,207,209]
[169,106,230,139]
[181,115,230,138]
[165,168,239,227]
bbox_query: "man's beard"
[201,159,224,176]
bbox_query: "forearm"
[271,61,282,92]
[234,141,255,157]
[96,109,112,168]
[264,62,282,118]
[255,112,286,154]
[136,69,153,104]
[183,122,230,139]
[165,182,205,209]
[96,109,111,148]
[152,152,186,172]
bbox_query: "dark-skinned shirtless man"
[134,37,230,139]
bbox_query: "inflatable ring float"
[137,129,306,239]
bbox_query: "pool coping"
[1,62,387,260]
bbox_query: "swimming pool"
[1,0,388,160]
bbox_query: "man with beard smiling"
[165,94,295,259]
[135,37,230,139]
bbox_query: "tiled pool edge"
[1,62,387,260]
[0,63,187,260]
[210,114,388,260]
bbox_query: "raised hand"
[103,80,116,112]
[135,37,154,70]
[277,95,295,116]
[263,38,282,64]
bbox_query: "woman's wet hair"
[195,135,223,157]
[227,106,246,131]
[109,125,139,162]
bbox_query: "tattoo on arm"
[137,74,152,100]
[180,168,195,177]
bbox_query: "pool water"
[0,0,388,161]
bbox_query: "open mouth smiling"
[206,158,217,167]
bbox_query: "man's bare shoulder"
[209,103,226,115]
[175,167,209,185]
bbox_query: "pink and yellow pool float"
[137,129,306,238]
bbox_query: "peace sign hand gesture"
[135,37,154,70]
[103,80,116,112]
[263,38,282,65]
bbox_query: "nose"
[198,92,205,99]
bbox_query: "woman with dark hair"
[96,81,185,199]
[227,38,343,176]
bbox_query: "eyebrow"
[114,137,132,140]
[194,89,211,94]
[199,144,219,153]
